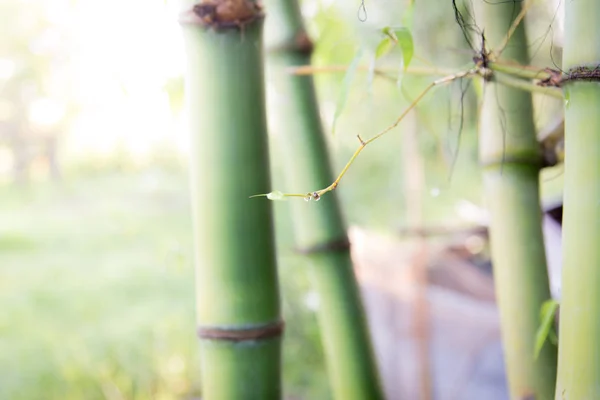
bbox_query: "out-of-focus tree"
[0,0,77,183]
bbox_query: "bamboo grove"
[178,0,600,398]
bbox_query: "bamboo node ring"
[197,320,285,342]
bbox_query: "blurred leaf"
[378,27,413,69]
[375,37,394,60]
[332,49,363,135]
[395,28,414,70]
[534,299,559,359]
[548,326,558,346]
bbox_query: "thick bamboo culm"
[179,2,282,399]
[477,1,557,398]
[555,1,600,398]
[264,0,384,399]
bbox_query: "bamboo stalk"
[264,1,384,399]
[476,1,557,398]
[555,1,600,398]
[179,3,282,399]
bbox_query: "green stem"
[180,3,282,399]
[555,1,600,398]
[265,1,384,398]
[477,1,558,398]
[490,61,553,81]
[492,72,563,99]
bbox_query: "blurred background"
[0,0,565,399]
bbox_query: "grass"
[0,168,329,400]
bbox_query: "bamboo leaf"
[249,190,287,201]
[394,28,414,70]
[378,26,413,68]
[534,299,559,359]
[375,37,394,59]
[332,49,363,134]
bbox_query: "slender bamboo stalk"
[179,3,282,399]
[476,2,557,399]
[555,1,600,398]
[264,1,384,399]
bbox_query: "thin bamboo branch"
[494,0,535,58]
[309,69,476,197]
[288,64,456,77]
[492,73,563,98]
[489,61,554,81]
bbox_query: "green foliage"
[377,27,414,71]
[0,171,328,399]
[534,299,559,360]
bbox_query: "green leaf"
[332,49,363,135]
[249,190,287,201]
[394,28,414,70]
[379,26,414,70]
[534,299,559,359]
[548,327,558,346]
[375,37,394,59]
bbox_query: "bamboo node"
[294,31,314,55]
[537,68,562,87]
[296,237,351,255]
[179,0,263,29]
[197,320,284,342]
[561,66,600,85]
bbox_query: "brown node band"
[197,320,285,342]
[296,237,351,255]
[267,31,314,55]
[294,31,314,55]
[560,66,600,85]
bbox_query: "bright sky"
[62,0,187,158]
[28,0,330,162]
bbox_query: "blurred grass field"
[0,166,330,400]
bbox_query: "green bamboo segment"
[179,3,282,399]
[477,2,557,399]
[555,1,600,398]
[265,1,384,399]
